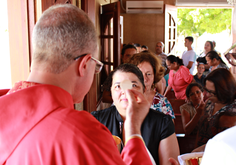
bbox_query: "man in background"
[182,36,196,75]
[0,4,152,165]
[121,44,137,63]
[155,41,167,67]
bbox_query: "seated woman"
[128,51,175,119]
[164,55,194,99]
[196,68,236,149]
[91,63,179,165]
[205,50,229,74]
[180,83,205,135]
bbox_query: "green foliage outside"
[177,8,232,37]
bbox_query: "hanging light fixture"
[227,0,236,5]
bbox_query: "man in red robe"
[0,4,152,165]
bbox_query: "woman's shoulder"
[179,65,190,72]
[91,106,117,118]
[180,102,192,109]
[180,103,195,113]
[147,108,172,121]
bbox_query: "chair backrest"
[0,89,10,97]
[166,90,176,100]
[169,99,186,134]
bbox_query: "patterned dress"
[197,99,236,147]
[150,92,175,119]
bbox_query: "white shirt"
[201,125,236,165]
[182,50,196,75]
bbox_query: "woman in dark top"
[92,63,179,165]
[196,68,236,149]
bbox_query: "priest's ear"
[77,54,92,77]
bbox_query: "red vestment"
[0,83,152,165]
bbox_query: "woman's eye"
[114,85,121,89]
[132,84,137,88]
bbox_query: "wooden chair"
[169,99,197,154]
[169,99,186,134]
[165,90,176,100]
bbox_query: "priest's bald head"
[28,4,102,103]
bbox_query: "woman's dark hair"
[104,63,145,91]
[186,82,204,98]
[121,44,137,55]
[141,45,148,49]
[206,51,226,65]
[206,41,214,51]
[166,55,184,66]
[204,68,236,104]
[128,50,165,84]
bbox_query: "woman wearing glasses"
[196,68,236,149]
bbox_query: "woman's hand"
[195,100,205,115]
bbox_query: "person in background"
[164,55,194,99]
[199,41,214,58]
[180,83,205,135]
[129,51,175,119]
[197,41,214,75]
[155,41,168,73]
[134,43,142,53]
[181,36,196,75]
[121,44,137,64]
[196,68,236,150]
[102,44,137,104]
[194,63,205,87]
[141,45,148,51]
[92,63,180,165]
[0,4,153,164]
[205,50,229,73]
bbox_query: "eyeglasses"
[74,54,103,74]
[204,87,216,96]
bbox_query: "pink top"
[168,65,193,99]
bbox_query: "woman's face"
[166,60,177,71]
[205,56,213,66]
[111,71,144,116]
[188,86,204,106]
[204,42,212,53]
[137,62,154,91]
[206,56,217,67]
[205,80,219,103]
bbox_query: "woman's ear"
[77,54,92,77]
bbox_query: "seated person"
[141,45,148,51]
[129,51,175,119]
[92,63,180,165]
[194,63,205,87]
[180,83,205,135]
[205,51,229,74]
[196,68,236,149]
[121,44,137,64]
[102,44,137,104]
